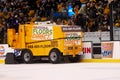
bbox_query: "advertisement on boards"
[0,44,14,57]
[101,42,113,58]
[112,41,120,59]
[82,42,92,59]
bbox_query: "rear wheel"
[49,49,62,64]
[22,50,33,63]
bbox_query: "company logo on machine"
[32,26,53,40]
[62,27,81,32]
[0,46,5,55]
[64,32,80,46]
[14,49,19,56]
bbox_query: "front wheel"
[22,50,33,64]
[49,49,62,64]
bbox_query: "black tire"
[49,49,62,64]
[22,50,33,64]
[69,56,80,63]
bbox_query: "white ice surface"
[0,63,120,80]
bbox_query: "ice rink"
[0,63,120,80]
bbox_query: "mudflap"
[64,55,82,63]
[5,53,18,64]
